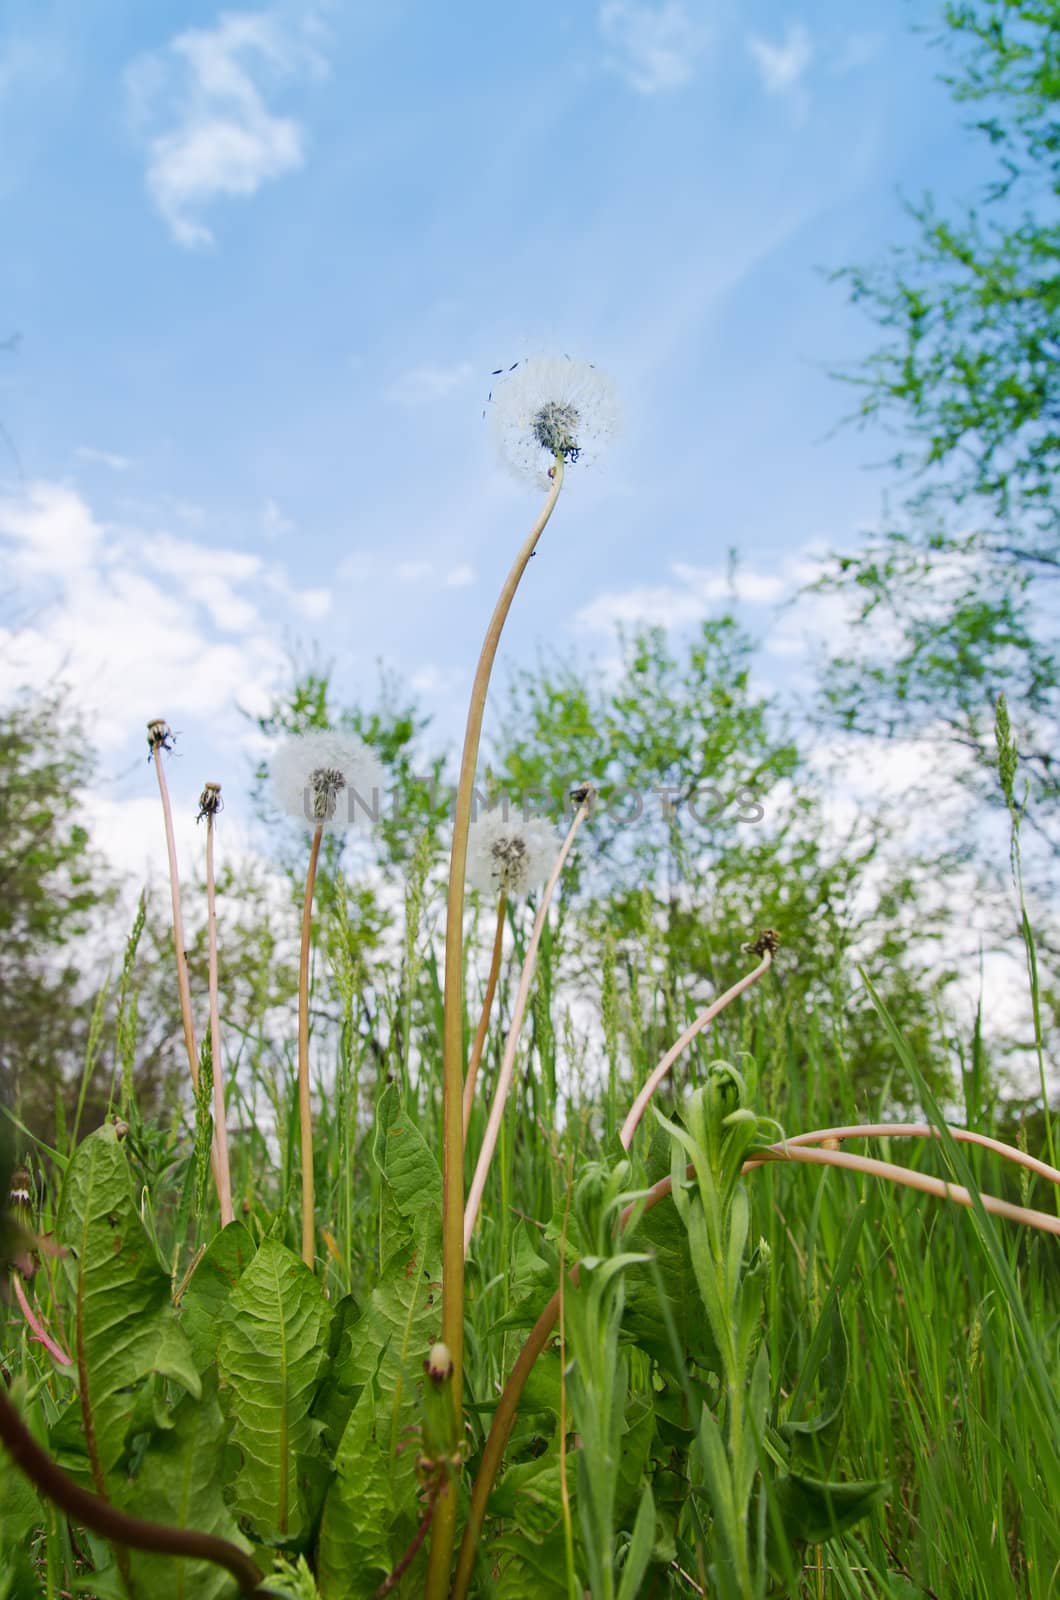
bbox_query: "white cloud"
[410,663,464,697]
[0,480,104,575]
[598,1,710,95]
[76,446,132,472]
[126,9,326,249]
[574,560,788,633]
[141,531,263,632]
[747,22,813,97]
[444,563,475,588]
[0,479,325,751]
[396,559,433,581]
[387,362,473,406]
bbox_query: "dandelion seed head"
[466,810,560,898]
[488,355,619,489]
[271,731,386,834]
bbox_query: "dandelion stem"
[427,458,565,1600]
[11,1274,71,1366]
[741,1122,1060,1186]
[150,731,224,1205]
[205,812,235,1227]
[299,825,324,1269]
[463,793,590,1253]
[619,947,775,1150]
[462,892,507,1142]
[0,1386,263,1591]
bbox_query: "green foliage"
[824,0,1060,829]
[54,1124,201,1486]
[0,692,118,1135]
[216,1237,333,1541]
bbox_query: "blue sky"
[0,0,997,870]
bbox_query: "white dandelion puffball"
[488,355,620,489]
[271,731,386,834]
[466,811,561,898]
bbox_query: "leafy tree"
[0,690,118,1137]
[823,0,1060,829]
[492,620,956,1104]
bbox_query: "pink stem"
[745,1143,1060,1236]
[619,950,774,1150]
[11,1274,72,1366]
[743,1123,1060,1187]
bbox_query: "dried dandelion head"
[466,811,560,899]
[271,731,386,834]
[196,781,223,823]
[488,355,619,489]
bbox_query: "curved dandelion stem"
[619,946,775,1150]
[452,1131,1060,1598]
[298,825,324,1269]
[463,793,591,1254]
[462,892,507,1142]
[0,1386,263,1591]
[426,459,565,1600]
[204,811,235,1227]
[742,1123,1060,1186]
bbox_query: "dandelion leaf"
[316,1387,395,1599]
[178,1219,255,1373]
[54,1124,200,1485]
[117,1380,251,1600]
[216,1236,333,1542]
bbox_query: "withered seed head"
[197,781,223,824]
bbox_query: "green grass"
[2,883,1058,1600]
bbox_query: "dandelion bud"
[425,1342,454,1384]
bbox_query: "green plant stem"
[462,892,507,1141]
[0,1386,264,1592]
[464,792,591,1252]
[452,1130,1060,1595]
[299,825,324,1269]
[426,458,565,1600]
[205,814,235,1227]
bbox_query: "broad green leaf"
[309,1292,363,1451]
[624,1199,721,1377]
[178,1221,255,1373]
[55,1125,200,1484]
[373,1084,440,1262]
[323,1087,442,1555]
[118,1379,251,1600]
[771,1469,886,1548]
[316,1388,396,1599]
[216,1237,333,1542]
